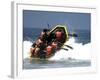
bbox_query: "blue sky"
[23,10,91,31]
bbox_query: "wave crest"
[23,37,91,60]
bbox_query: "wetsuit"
[46,33,56,44]
[42,33,48,43]
[38,43,47,59]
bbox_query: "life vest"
[55,31,62,40]
[46,46,52,55]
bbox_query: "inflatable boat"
[29,25,68,60]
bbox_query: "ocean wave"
[23,37,91,60]
[23,41,33,59]
[49,37,91,61]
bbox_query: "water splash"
[23,37,91,60]
[23,41,32,59]
[50,37,91,60]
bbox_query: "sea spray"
[49,37,91,60]
[23,37,91,60]
[23,41,32,59]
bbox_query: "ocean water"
[23,27,91,69]
[23,28,42,42]
[23,27,90,44]
[23,58,91,69]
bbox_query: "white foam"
[23,41,32,59]
[23,38,91,60]
[49,38,91,60]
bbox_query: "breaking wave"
[49,37,91,60]
[23,37,91,60]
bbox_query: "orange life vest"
[46,46,52,55]
[55,31,62,40]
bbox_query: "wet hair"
[43,29,50,32]
[32,43,36,47]
[43,29,48,32]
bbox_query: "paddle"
[64,45,73,49]
[58,42,73,50]
[60,48,68,51]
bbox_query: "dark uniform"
[38,43,47,59]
